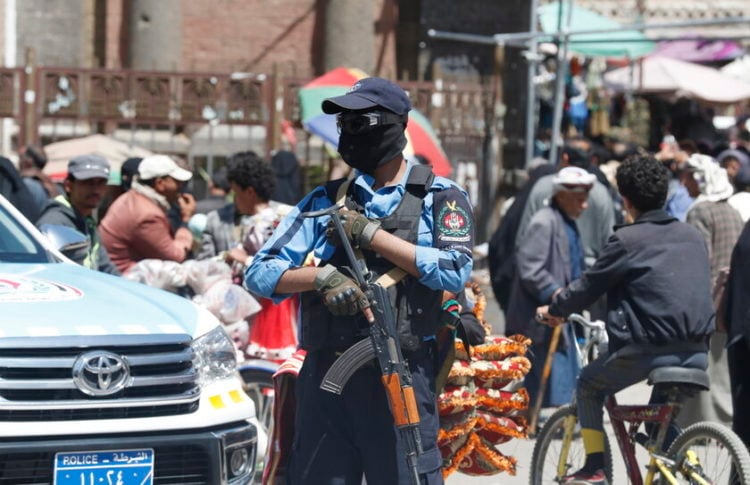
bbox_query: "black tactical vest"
[299,165,444,353]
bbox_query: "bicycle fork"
[557,414,579,479]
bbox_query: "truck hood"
[0,263,213,339]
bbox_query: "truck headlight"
[192,326,237,386]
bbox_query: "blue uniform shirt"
[245,163,474,303]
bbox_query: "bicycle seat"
[646,366,709,390]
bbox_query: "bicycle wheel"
[239,367,275,433]
[530,404,613,485]
[665,422,750,485]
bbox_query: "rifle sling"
[376,267,408,288]
[333,178,409,289]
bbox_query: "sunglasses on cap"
[336,110,406,135]
[560,183,592,193]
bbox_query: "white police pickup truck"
[0,194,265,484]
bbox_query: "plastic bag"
[224,319,250,353]
[182,259,232,295]
[198,280,261,324]
[124,259,187,291]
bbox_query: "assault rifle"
[302,205,423,485]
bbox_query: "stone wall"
[0,0,5,64]
[16,0,95,67]
[1,0,399,77]
[91,0,397,77]
[181,0,321,75]
[1,1,747,73]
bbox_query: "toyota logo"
[72,351,130,396]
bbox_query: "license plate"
[53,449,154,485]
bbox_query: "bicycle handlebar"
[567,313,606,331]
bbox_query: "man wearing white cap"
[100,155,196,273]
[506,166,596,411]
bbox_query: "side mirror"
[39,224,90,262]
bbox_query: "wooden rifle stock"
[381,373,420,427]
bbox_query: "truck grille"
[0,335,200,421]
[0,445,210,484]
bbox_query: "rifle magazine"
[320,338,376,394]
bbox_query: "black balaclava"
[338,122,407,175]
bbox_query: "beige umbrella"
[722,55,750,84]
[43,134,153,182]
[603,56,750,104]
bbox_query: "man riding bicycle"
[537,155,714,485]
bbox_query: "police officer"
[244,77,474,484]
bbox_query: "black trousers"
[286,345,443,485]
[728,337,750,446]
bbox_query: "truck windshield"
[0,204,52,263]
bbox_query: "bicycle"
[530,313,750,485]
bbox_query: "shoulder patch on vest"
[433,187,474,250]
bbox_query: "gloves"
[326,208,381,249]
[314,264,369,316]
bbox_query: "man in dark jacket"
[727,218,750,446]
[537,155,714,484]
[36,154,120,275]
[18,144,59,214]
[269,150,302,205]
[0,156,39,222]
[488,162,556,312]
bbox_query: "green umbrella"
[538,3,655,58]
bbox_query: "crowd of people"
[2,74,750,483]
[496,122,750,483]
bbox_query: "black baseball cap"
[120,157,143,190]
[322,77,411,116]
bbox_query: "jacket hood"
[38,197,76,222]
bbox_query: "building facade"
[3,1,742,79]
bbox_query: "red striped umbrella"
[298,67,452,177]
